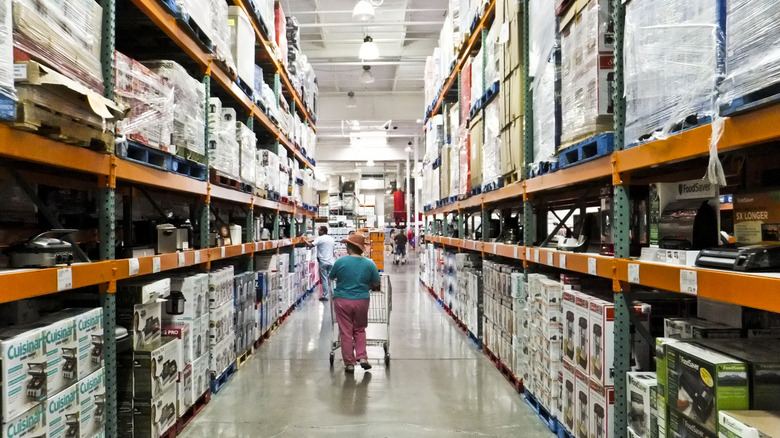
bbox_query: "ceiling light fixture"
[366,159,375,167]
[405,146,412,153]
[352,0,375,21]
[346,90,357,108]
[360,65,375,84]
[359,36,380,60]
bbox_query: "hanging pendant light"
[346,91,357,108]
[360,65,375,84]
[352,0,375,21]
[359,36,380,60]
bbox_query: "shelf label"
[534,250,540,263]
[680,270,698,295]
[588,258,598,276]
[194,252,201,264]
[178,252,186,267]
[526,248,531,259]
[628,263,640,284]
[547,252,554,266]
[560,254,567,269]
[241,244,246,255]
[221,247,226,258]
[514,247,519,259]
[255,242,260,252]
[128,258,140,276]
[57,267,73,291]
[152,257,161,274]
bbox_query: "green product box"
[655,337,682,436]
[668,408,716,438]
[719,410,780,438]
[666,342,749,435]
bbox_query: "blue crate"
[0,93,16,121]
[557,133,614,170]
[117,140,171,171]
[720,82,780,117]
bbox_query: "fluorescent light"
[359,36,380,60]
[360,65,375,84]
[346,90,357,108]
[366,159,375,167]
[404,146,412,152]
[352,0,375,21]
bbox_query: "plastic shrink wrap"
[449,141,460,199]
[228,6,256,90]
[145,60,206,156]
[559,0,614,147]
[484,20,500,89]
[458,126,469,198]
[720,0,780,112]
[115,52,174,152]
[12,0,103,92]
[206,106,239,178]
[237,122,256,184]
[471,50,484,110]
[0,0,13,101]
[625,0,722,146]
[529,0,558,170]
[425,115,444,161]
[274,2,287,67]
[482,99,501,185]
[259,150,280,195]
[209,0,236,76]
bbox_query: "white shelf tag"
[628,263,640,284]
[534,250,540,263]
[547,252,554,266]
[588,258,598,276]
[526,248,531,259]
[560,254,567,269]
[178,252,186,267]
[57,267,73,291]
[680,270,698,295]
[255,242,260,252]
[152,257,161,273]
[241,245,246,254]
[221,247,226,258]
[194,252,201,264]
[514,247,519,259]
[128,258,140,276]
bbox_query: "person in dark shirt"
[393,232,407,264]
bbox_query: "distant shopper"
[305,226,335,301]
[393,230,408,264]
[329,233,380,373]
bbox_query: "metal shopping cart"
[329,274,392,367]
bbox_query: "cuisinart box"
[118,300,161,350]
[2,403,46,438]
[719,410,780,438]
[133,337,181,399]
[132,386,177,438]
[39,314,79,396]
[70,308,104,379]
[47,383,79,438]
[0,326,46,421]
[666,342,749,434]
[628,372,658,438]
[733,191,780,244]
[78,368,106,438]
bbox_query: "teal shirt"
[329,256,380,300]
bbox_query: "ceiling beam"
[298,21,444,28]
[291,9,447,15]
[310,60,426,66]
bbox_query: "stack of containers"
[526,273,564,416]
[227,6,256,95]
[209,267,236,380]
[482,261,516,371]
[558,0,614,148]
[274,2,288,68]
[234,272,257,356]
[454,253,482,337]
[207,98,240,179]
[115,52,175,153]
[529,0,559,170]
[258,149,281,198]
[209,0,236,75]
[237,122,257,186]
[255,254,281,337]
[497,0,524,179]
[117,278,181,438]
[161,273,210,420]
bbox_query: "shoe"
[359,359,372,370]
[319,297,328,302]
[345,365,355,374]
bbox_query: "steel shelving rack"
[0,0,318,436]
[422,0,780,437]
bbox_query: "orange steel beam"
[0,126,111,175]
[0,262,115,304]
[114,159,207,194]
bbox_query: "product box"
[132,386,178,438]
[733,191,780,245]
[191,354,209,404]
[575,293,590,375]
[209,301,235,346]
[663,318,742,339]
[668,408,716,438]
[227,6,256,89]
[39,314,79,396]
[118,300,161,350]
[563,290,579,364]
[162,322,191,365]
[193,316,208,359]
[117,278,171,305]
[589,298,613,385]
[117,398,133,438]
[165,274,208,321]
[719,410,780,438]
[590,380,614,438]
[47,383,79,438]
[562,360,577,433]
[177,364,193,416]
[656,338,682,436]
[576,370,590,438]
[0,326,46,421]
[3,404,46,438]
[666,342,749,434]
[79,368,106,438]
[133,337,181,399]
[650,385,660,438]
[208,268,235,309]
[628,372,658,438]
[209,333,235,377]
[71,308,104,379]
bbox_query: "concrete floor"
[179,257,555,438]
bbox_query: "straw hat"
[342,233,369,254]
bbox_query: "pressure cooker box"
[162,322,191,365]
[132,337,181,399]
[589,379,614,438]
[165,274,208,321]
[665,342,749,434]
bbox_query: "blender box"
[208,302,235,346]
[0,326,46,421]
[132,337,181,399]
[177,364,193,416]
[562,360,576,433]
[668,407,716,438]
[118,300,161,350]
[191,354,209,404]
[117,278,171,305]
[3,404,46,438]
[47,383,79,438]
[132,386,178,438]
[719,410,780,438]
[666,342,749,434]
[162,322,191,365]
[656,338,682,436]
[590,380,614,438]
[39,314,79,396]
[576,369,590,438]
[628,372,658,438]
[663,318,742,339]
[575,293,590,375]
[165,275,207,321]
[563,290,579,364]
[78,368,106,438]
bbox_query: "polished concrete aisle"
[180,259,555,437]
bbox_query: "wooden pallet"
[209,362,237,395]
[176,390,211,434]
[236,348,253,369]
[503,171,520,185]
[210,169,241,190]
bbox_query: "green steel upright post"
[481,208,490,242]
[199,75,211,250]
[273,213,280,240]
[458,212,465,239]
[522,0,534,275]
[442,214,449,238]
[612,0,630,436]
[245,116,255,248]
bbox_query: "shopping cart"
[329,274,392,367]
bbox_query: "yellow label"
[227,18,235,26]
[700,368,714,387]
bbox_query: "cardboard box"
[79,368,106,438]
[590,380,614,438]
[656,338,682,436]
[177,364,193,416]
[209,302,235,346]
[38,314,79,396]
[733,191,780,245]
[47,383,79,438]
[117,278,171,306]
[118,300,161,350]
[227,6,256,88]
[191,354,209,404]
[499,118,523,177]
[162,322,191,365]
[165,274,208,321]
[719,410,780,438]
[650,385,660,438]
[575,293,590,375]
[3,404,46,438]
[0,326,46,421]
[668,408,716,438]
[666,342,749,434]
[628,372,658,438]
[209,333,235,377]
[663,318,742,340]
[132,337,181,399]
[132,386,178,438]
[563,291,579,364]
[576,370,590,438]
[71,308,104,380]
[468,111,483,190]
[208,268,235,309]
[193,316,208,359]
[562,360,577,433]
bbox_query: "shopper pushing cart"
[328,233,392,372]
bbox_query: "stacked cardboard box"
[234,272,258,355]
[207,98,241,179]
[497,0,524,178]
[482,261,518,374]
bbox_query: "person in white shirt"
[305,226,336,301]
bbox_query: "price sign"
[534,250,540,263]
[255,242,260,252]
[560,254,567,269]
[57,267,73,291]
[128,258,140,276]
[514,247,519,259]
[628,263,640,284]
[178,252,186,267]
[526,248,532,259]
[221,247,226,258]
[588,258,598,276]
[241,245,246,254]
[547,252,554,266]
[152,257,161,273]
[194,252,201,264]
[680,270,698,295]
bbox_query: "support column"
[458,212,465,239]
[522,0,534,281]
[199,75,211,250]
[413,136,420,248]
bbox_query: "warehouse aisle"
[180,258,555,438]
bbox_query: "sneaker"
[345,365,355,374]
[359,359,372,370]
[319,297,329,302]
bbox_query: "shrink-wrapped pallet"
[210,0,236,75]
[237,122,256,184]
[482,99,501,185]
[207,107,240,178]
[228,6,255,90]
[449,141,460,199]
[0,0,13,102]
[529,0,558,170]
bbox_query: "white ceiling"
[281,0,448,177]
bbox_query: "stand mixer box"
[47,383,79,438]
[576,369,590,438]
[575,293,591,376]
[79,368,106,438]
[132,337,181,399]
[563,290,580,365]
[0,326,46,422]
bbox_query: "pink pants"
[334,298,370,365]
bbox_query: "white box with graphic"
[0,326,46,421]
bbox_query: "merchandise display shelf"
[0,238,305,304]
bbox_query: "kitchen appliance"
[678,369,714,422]
[91,335,103,364]
[593,404,605,438]
[175,220,193,251]
[26,363,47,399]
[62,348,78,380]
[659,200,718,250]
[156,224,177,254]
[601,186,650,256]
[229,224,242,245]
[578,317,589,370]
[558,213,599,253]
[695,243,780,271]
[254,217,262,241]
[65,413,80,438]
[565,381,575,429]
[164,291,186,315]
[260,228,271,240]
[579,391,589,438]
[593,324,603,379]
[7,229,77,268]
[565,311,575,361]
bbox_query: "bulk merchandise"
[79,368,106,438]
[0,326,46,422]
[208,99,241,179]
[46,383,78,438]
